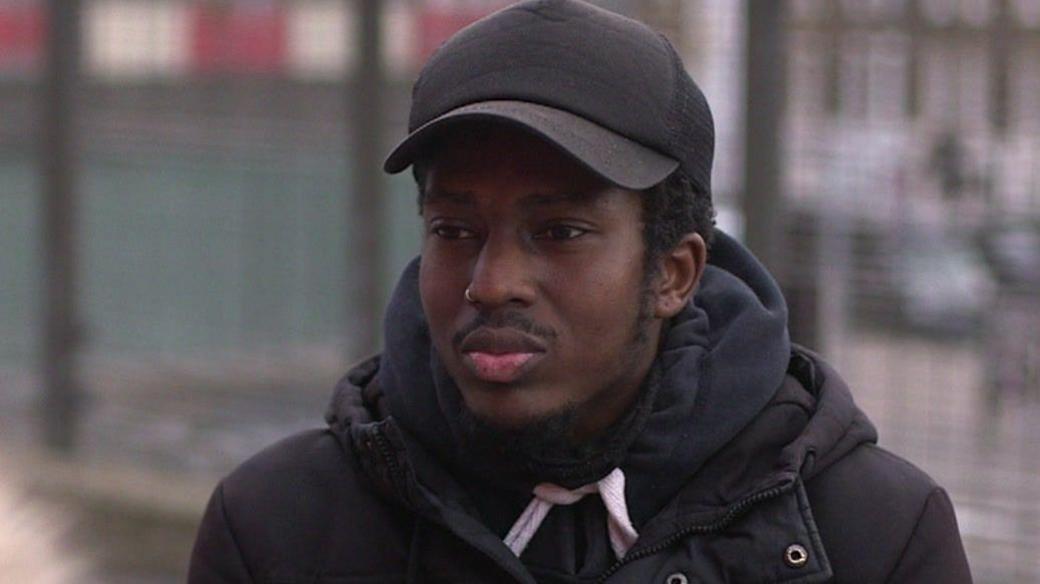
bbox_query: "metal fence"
[1,1,1038,581]
[777,2,1040,581]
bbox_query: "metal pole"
[744,1,815,346]
[743,0,787,273]
[991,0,1011,134]
[351,0,386,356]
[906,0,922,119]
[41,0,84,453]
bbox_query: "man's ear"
[653,233,708,318]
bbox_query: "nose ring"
[464,287,476,304]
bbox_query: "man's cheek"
[588,289,640,328]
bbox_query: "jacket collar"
[326,347,876,582]
[327,355,539,584]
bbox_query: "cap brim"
[383,100,678,190]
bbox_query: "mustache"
[451,311,558,348]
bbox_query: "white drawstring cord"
[503,467,638,559]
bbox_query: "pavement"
[830,331,1040,583]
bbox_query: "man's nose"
[466,234,536,308]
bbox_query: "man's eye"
[535,225,588,241]
[432,225,476,239]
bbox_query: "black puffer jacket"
[189,236,971,583]
[189,348,971,583]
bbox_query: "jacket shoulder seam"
[217,481,258,583]
[881,485,947,583]
[860,444,939,487]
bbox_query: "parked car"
[977,220,1040,291]
[977,220,1040,402]
[884,231,995,337]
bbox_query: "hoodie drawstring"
[503,467,638,559]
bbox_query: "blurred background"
[1,0,1038,581]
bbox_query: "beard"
[451,285,660,488]
[456,401,585,463]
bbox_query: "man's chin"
[457,400,580,457]
[464,401,554,430]
[456,380,562,429]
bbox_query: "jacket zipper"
[368,425,533,584]
[370,423,788,584]
[595,484,790,583]
[371,425,408,499]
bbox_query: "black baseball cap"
[383,0,715,194]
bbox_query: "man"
[189,1,973,582]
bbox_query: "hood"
[629,346,878,548]
[324,346,879,560]
[328,232,821,525]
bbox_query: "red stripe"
[414,4,510,66]
[189,3,287,75]
[0,4,45,70]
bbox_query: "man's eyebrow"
[424,190,475,206]
[425,190,601,207]
[521,191,599,206]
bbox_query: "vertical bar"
[991,0,1011,134]
[351,0,385,356]
[743,0,787,274]
[906,0,923,119]
[41,0,83,453]
[745,0,812,346]
[823,1,842,115]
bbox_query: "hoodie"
[188,234,972,583]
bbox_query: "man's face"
[419,125,663,442]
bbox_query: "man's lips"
[458,327,548,384]
[464,352,543,383]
